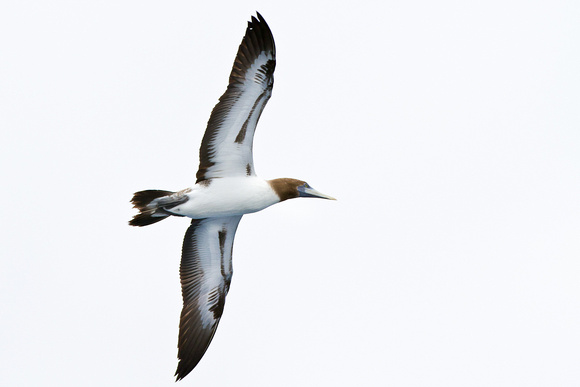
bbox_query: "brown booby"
[129,13,334,381]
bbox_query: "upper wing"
[196,13,276,183]
[175,216,242,380]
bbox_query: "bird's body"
[168,177,281,219]
[130,13,334,381]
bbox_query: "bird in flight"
[129,13,335,381]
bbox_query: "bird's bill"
[299,186,336,200]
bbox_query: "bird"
[129,13,335,381]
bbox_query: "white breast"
[169,177,280,219]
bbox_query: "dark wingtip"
[244,11,275,55]
[174,355,203,382]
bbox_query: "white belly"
[168,177,280,219]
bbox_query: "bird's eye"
[303,183,310,189]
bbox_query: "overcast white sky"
[1,1,579,386]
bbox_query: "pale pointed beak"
[298,186,337,200]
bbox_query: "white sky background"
[1,1,579,386]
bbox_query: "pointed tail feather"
[129,210,170,227]
[131,190,174,210]
[129,189,189,227]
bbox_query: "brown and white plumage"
[129,13,334,382]
[196,13,275,183]
[175,216,241,379]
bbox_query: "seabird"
[129,13,334,381]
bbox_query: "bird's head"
[268,178,336,202]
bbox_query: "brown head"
[268,178,336,202]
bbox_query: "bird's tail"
[129,189,189,227]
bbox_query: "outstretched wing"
[196,13,276,182]
[175,216,242,381]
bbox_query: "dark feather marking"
[218,229,227,260]
[234,88,268,144]
[207,288,226,321]
[218,228,232,290]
